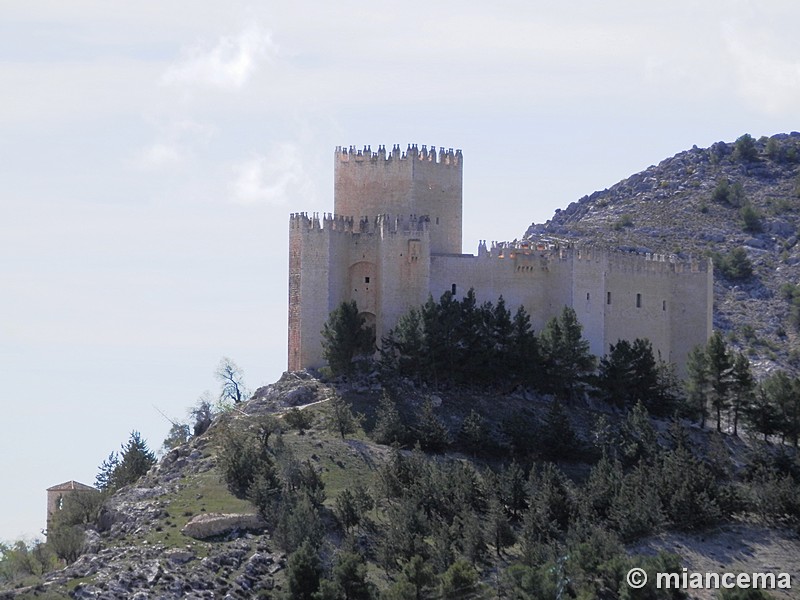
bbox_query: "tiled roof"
[46,480,96,492]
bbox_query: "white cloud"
[230,143,313,205]
[132,119,216,171]
[161,23,277,89]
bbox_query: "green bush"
[740,203,763,233]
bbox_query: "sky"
[1,1,799,542]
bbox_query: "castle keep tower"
[335,145,463,254]
[288,144,712,376]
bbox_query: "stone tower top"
[333,144,463,254]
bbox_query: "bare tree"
[216,357,248,404]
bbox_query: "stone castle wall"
[288,145,712,376]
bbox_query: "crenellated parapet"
[290,212,430,236]
[471,238,711,275]
[335,144,462,167]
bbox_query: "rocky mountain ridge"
[526,132,800,375]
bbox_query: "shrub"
[712,248,753,281]
[733,133,758,162]
[740,203,763,233]
[284,407,314,431]
[712,178,745,207]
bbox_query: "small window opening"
[451,283,457,295]
[436,217,440,225]
[364,276,370,284]
[662,300,666,311]
[636,293,642,308]
[586,292,590,301]
[606,292,611,305]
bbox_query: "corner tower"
[334,144,463,254]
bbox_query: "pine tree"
[458,409,487,456]
[540,307,595,399]
[285,541,321,600]
[745,387,780,442]
[415,399,450,452]
[509,305,539,386]
[685,344,711,428]
[761,371,800,446]
[332,551,375,600]
[106,431,156,491]
[729,352,755,436]
[95,452,120,491]
[328,394,363,439]
[371,392,407,446]
[706,331,733,432]
[321,300,375,376]
[539,398,581,460]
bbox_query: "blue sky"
[2,1,799,541]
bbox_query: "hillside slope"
[526,132,800,375]
[3,375,798,600]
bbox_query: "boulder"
[181,513,267,540]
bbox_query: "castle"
[288,144,712,376]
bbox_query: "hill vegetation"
[4,134,800,599]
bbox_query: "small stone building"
[46,480,96,527]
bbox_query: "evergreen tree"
[685,344,711,428]
[285,541,321,600]
[540,306,595,399]
[729,352,755,436]
[439,559,481,599]
[497,460,528,520]
[539,398,581,460]
[745,387,780,442]
[611,401,660,468]
[762,371,800,446]
[458,409,487,456]
[103,431,157,491]
[398,555,435,600]
[455,289,487,382]
[596,339,661,409]
[488,295,514,381]
[328,394,363,439]
[509,305,539,386]
[332,551,375,600]
[95,452,120,491]
[488,495,516,557]
[706,331,733,432]
[371,392,408,446]
[733,133,758,162]
[414,399,450,452]
[382,308,426,381]
[321,300,375,376]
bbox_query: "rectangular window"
[662,300,666,311]
[586,292,590,301]
[451,283,457,295]
[607,292,611,305]
[636,293,642,308]
[364,276,370,284]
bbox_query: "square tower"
[333,144,463,254]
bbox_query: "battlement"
[335,144,462,166]
[290,212,430,236]
[473,239,710,274]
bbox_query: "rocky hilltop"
[527,132,800,375]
